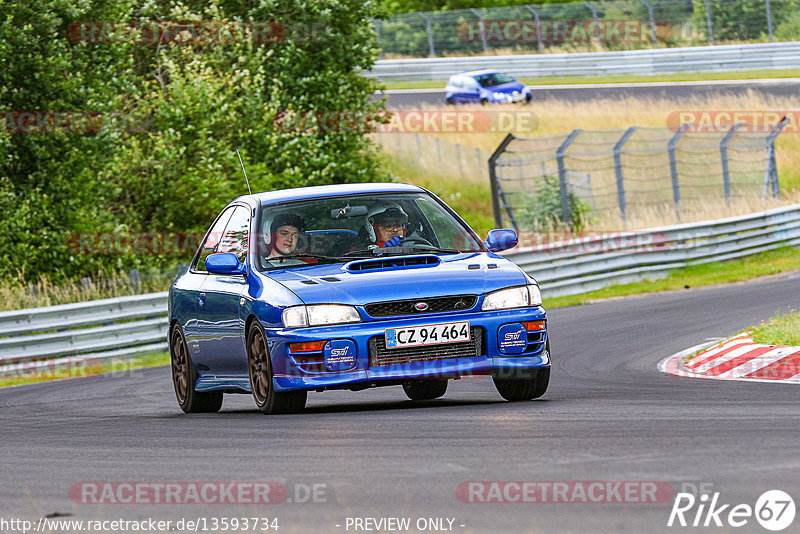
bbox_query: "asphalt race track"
[2,271,800,533]
[379,79,800,108]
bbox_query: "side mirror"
[485,229,518,252]
[206,253,247,275]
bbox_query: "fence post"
[524,5,544,52]
[469,8,489,52]
[701,0,714,44]
[488,133,516,229]
[637,0,657,44]
[556,129,583,226]
[418,13,436,56]
[764,116,787,198]
[668,123,690,220]
[720,122,743,203]
[766,0,774,42]
[583,1,599,42]
[128,269,141,290]
[613,127,637,221]
[371,18,383,58]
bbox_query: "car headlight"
[482,284,542,311]
[282,305,362,328]
[493,92,504,100]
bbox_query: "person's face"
[375,219,405,243]
[271,225,300,256]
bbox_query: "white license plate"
[385,321,470,349]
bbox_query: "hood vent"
[321,277,341,282]
[345,255,440,273]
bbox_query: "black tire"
[403,379,448,401]
[170,326,223,413]
[247,321,307,414]
[480,98,489,105]
[492,340,550,401]
[493,367,549,401]
[525,93,532,104]
[445,97,455,106]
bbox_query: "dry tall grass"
[376,91,800,232]
[0,268,175,312]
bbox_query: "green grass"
[0,351,170,388]
[751,311,800,345]
[380,69,800,90]
[544,245,800,309]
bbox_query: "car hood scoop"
[344,255,440,273]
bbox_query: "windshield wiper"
[290,253,371,261]
[405,246,482,254]
[343,248,382,257]
[344,246,480,257]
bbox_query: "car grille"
[369,327,483,367]
[365,295,477,318]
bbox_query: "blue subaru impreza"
[168,183,549,414]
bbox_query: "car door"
[180,206,235,360]
[194,204,252,377]
[462,77,482,103]
[453,77,470,103]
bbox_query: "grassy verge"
[543,246,800,309]
[0,268,176,312]
[751,311,800,345]
[380,69,800,90]
[0,351,170,388]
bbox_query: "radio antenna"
[235,148,252,195]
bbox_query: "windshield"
[255,192,485,271]
[475,72,515,87]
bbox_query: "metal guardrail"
[1,204,798,373]
[0,293,168,375]
[507,204,800,297]
[366,42,800,81]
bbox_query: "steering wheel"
[400,236,433,247]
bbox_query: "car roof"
[237,182,426,206]
[453,69,508,78]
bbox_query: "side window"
[465,77,479,89]
[195,207,235,272]
[218,206,250,263]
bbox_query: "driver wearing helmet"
[365,204,408,248]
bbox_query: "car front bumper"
[267,307,549,392]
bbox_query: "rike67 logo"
[668,489,796,531]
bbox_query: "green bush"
[516,178,591,232]
[0,0,389,282]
